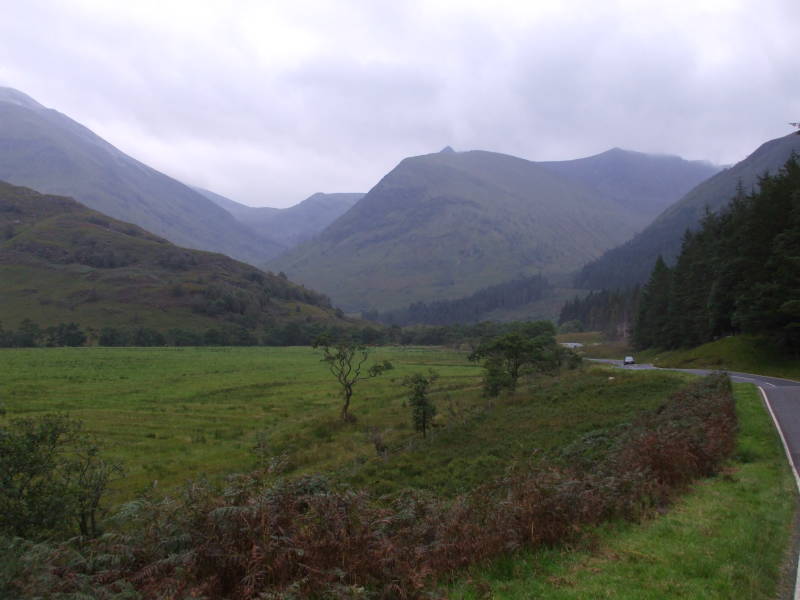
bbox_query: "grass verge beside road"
[558,332,800,381]
[642,336,800,381]
[450,383,798,599]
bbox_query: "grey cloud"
[0,0,798,206]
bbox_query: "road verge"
[450,383,798,599]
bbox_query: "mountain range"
[0,85,742,320]
[198,189,363,248]
[540,148,719,227]
[269,147,717,312]
[577,132,800,290]
[0,87,282,265]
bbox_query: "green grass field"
[2,346,797,597]
[2,346,689,504]
[1,346,482,499]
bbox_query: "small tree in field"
[314,337,392,421]
[469,321,558,397]
[403,370,438,438]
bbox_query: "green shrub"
[0,415,123,540]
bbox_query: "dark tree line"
[0,320,387,348]
[558,287,640,340]
[0,317,568,350]
[0,320,86,347]
[367,275,551,326]
[634,156,800,352]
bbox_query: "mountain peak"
[0,86,287,264]
[439,145,455,153]
[271,147,643,312]
[577,132,800,290]
[0,86,44,110]
[596,147,641,158]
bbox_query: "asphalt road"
[594,359,800,599]
[595,359,800,473]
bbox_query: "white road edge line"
[758,385,800,600]
[736,376,777,388]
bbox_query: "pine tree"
[633,256,673,349]
[735,157,800,349]
[633,156,800,353]
[403,371,438,437]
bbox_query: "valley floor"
[1,346,796,597]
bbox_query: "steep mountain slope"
[263,193,364,247]
[540,148,720,226]
[0,87,283,264]
[0,181,345,335]
[270,149,642,312]
[200,189,363,248]
[577,132,800,290]
[193,186,280,223]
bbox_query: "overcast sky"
[0,0,797,208]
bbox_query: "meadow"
[2,345,796,598]
[2,345,687,502]
[1,346,479,498]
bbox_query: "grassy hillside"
[578,132,800,289]
[271,149,642,312]
[541,147,720,226]
[641,336,800,380]
[0,181,344,336]
[0,87,282,264]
